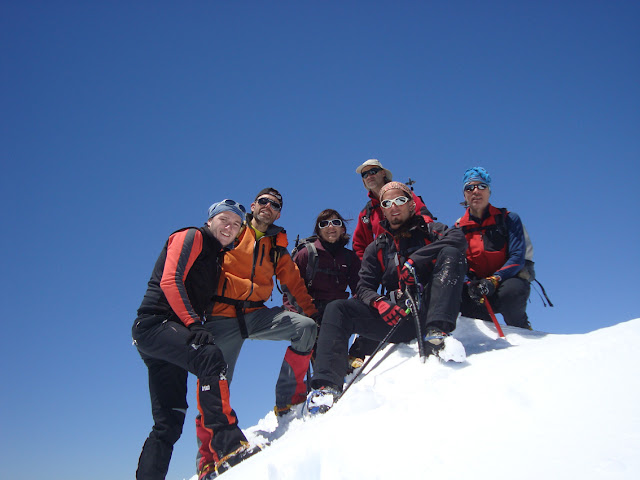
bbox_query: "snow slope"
[188,317,640,480]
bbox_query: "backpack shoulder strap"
[305,241,319,288]
[495,208,509,237]
[374,234,391,273]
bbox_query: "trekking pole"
[404,287,427,363]
[339,314,407,400]
[482,295,505,338]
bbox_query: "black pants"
[312,246,465,389]
[132,315,247,480]
[460,277,531,328]
[348,335,379,359]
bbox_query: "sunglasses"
[361,167,383,179]
[463,183,489,192]
[221,199,246,213]
[318,219,343,228]
[380,196,410,209]
[256,197,282,211]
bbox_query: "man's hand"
[468,276,499,303]
[188,323,215,346]
[399,259,417,288]
[374,298,408,326]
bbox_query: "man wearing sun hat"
[132,199,259,480]
[352,159,432,259]
[349,159,434,364]
[455,167,533,329]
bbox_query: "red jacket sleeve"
[159,228,204,327]
[352,205,373,260]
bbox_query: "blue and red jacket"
[456,204,526,282]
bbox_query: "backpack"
[291,235,353,289]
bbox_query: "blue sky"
[1,1,638,479]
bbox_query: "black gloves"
[374,298,408,326]
[188,322,215,346]
[468,276,499,302]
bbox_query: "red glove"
[374,298,408,326]
[399,259,417,287]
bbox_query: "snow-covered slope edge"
[189,317,640,480]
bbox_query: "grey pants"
[195,306,317,469]
[204,306,317,384]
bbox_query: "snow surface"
[188,316,640,480]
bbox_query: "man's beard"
[388,216,405,227]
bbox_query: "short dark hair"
[254,187,283,206]
[313,209,351,242]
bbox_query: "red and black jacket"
[136,226,224,327]
[456,204,526,281]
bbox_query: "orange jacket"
[211,219,318,318]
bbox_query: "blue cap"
[463,167,491,187]
[207,199,246,222]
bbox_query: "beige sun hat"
[355,159,393,181]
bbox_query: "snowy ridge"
[188,317,640,480]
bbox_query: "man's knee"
[150,406,186,446]
[436,246,466,270]
[500,278,531,302]
[291,314,317,353]
[321,299,347,326]
[188,343,228,379]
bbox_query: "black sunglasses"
[463,183,489,192]
[318,219,343,228]
[256,197,282,211]
[361,167,383,179]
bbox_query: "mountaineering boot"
[424,329,467,363]
[348,355,364,371]
[274,404,293,417]
[304,385,341,415]
[423,329,449,357]
[199,442,263,479]
[274,399,306,418]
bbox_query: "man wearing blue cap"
[456,167,533,329]
[132,199,260,480]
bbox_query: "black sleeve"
[356,240,384,306]
[409,223,467,277]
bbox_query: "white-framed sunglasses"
[318,219,343,228]
[380,196,410,209]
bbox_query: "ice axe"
[403,286,427,362]
[482,295,505,338]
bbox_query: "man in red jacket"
[352,159,430,259]
[350,159,432,363]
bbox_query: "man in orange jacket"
[195,188,318,480]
